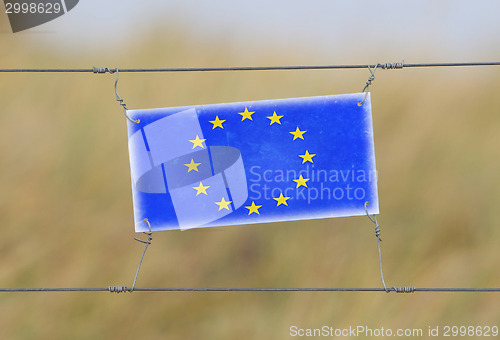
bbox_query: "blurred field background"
[1,2,500,339]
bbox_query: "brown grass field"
[1,14,500,340]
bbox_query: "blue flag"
[127,93,378,232]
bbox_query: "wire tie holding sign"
[130,218,154,292]
[92,66,140,123]
[358,61,404,106]
[108,219,153,293]
[364,201,414,294]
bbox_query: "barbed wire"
[0,61,499,73]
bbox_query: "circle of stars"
[186,106,314,218]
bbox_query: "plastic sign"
[126,93,379,232]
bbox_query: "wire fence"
[0,61,500,73]
[1,287,499,293]
[1,60,500,294]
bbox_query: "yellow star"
[209,116,226,129]
[192,181,210,196]
[293,174,310,188]
[299,150,316,164]
[184,159,201,173]
[266,111,283,125]
[189,135,206,149]
[238,108,254,121]
[273,193,290,206]
[245,201,262,215]
[215,197,232,211]
[289,127,306,140]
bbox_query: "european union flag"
[127,93,378,232]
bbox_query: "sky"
[2,0,500,62]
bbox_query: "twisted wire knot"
[108,286,129,293]
[380,61,404,70]
[134,218,153,245]
[92,67,116,74]
[358,65,378,106]
[392,286,415,293]
[374,222,382,241]
[362,68,376,93]
[364,202,382,242]
[363,73,375,91]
